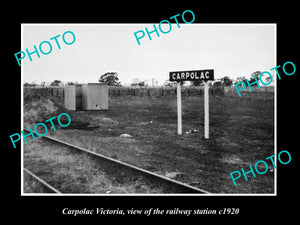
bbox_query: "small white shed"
[82,83,108,110]
[64,84,82,110]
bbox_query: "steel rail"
[23,129,210,194]
[23,167,61,194]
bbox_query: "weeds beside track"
[23,128,209,194]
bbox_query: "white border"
[21,23,277,196]
[21,24,24,195]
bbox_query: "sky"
[22,23,276,86]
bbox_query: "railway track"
[23,168,61,193]
[23,128,210,194]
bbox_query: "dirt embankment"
[23,93,98,131]
[23,93,68,128]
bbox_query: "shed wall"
[82,83,108,110]
[64,85,76,110]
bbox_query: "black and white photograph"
[20,23,276,195]
[4,4,298,221]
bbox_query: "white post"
[204,81,209,139]
[177,82,182,135]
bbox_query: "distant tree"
[192,80,204,86]
[138,81,145,87]
[220,76,233,86]
[50,80,62,86]
[248,71,262,87]
[213,79,222,87]
[99,72,121,86]
[131,78,140,87]
[235,76,247,85]
[251,71,262,79]
[24,82,37,87]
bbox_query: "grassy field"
[24,139,170,193]
[24,92,274,194]
[23,170,49,193]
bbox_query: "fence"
[224,86,274,97]
[24,86,225,99]
[24,86,65,100]
[108,86,224,97]
[23,85,274,99]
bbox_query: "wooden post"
[204,81,209,139]
[177,82,182,135]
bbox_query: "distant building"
[163,80,176,87]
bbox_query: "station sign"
[169,69,214,82]
[169,69,214,139]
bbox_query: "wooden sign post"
[169,69,214,138]
[177,82,182,135]
[204,81,209,139]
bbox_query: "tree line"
[24,71,265,87]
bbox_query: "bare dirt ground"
[23,92,274,194]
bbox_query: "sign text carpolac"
[169,69,214,82]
